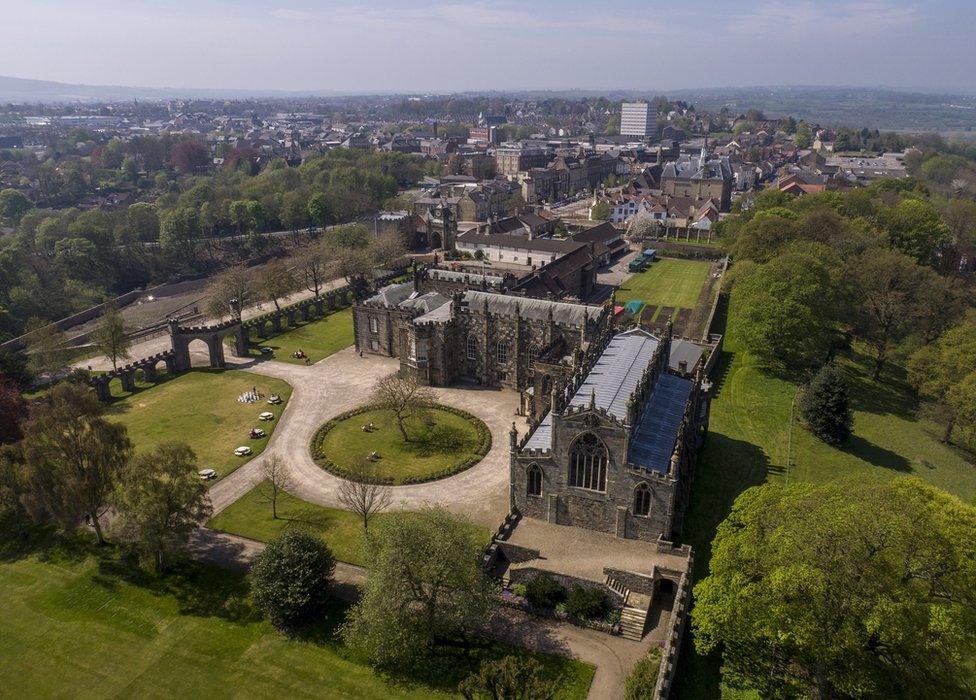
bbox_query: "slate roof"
[428,268,505,287]
[365,282,414,307]
[461,291,602,326]
[628,373,693,474]
[456,228,585,255]
[522,329,661,451]
[669,338,705,374]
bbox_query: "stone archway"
[169,318,248,371]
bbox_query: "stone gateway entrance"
[169,318,248,371]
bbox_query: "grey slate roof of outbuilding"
[365,282,414,307]
[669,338,705,373]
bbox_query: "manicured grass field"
[615,258,711,312]
[672,298,976,699]
[248,308,354,364]
[0,540,593,699]
[106,369,292,480]
[316,407,486,484]
[209,484,491,567]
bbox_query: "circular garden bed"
[310,404,491,485]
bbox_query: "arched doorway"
[187,338,215,368]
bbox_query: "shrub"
[524,573,566,610]
[250,528,335,631]
[565,584,608,620]
[625,647,662,700]
[799,363,853,445]
[459,655,558,699]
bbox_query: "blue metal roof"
[628,373,693,474]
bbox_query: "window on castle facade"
[568,432,608,492]
[633,483,651,516]
[466,335,477,360]
[368,317,378,333]
[528,346,539,369]
[496,342,508,364]
[527,464,542,496]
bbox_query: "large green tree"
[882,198,950,264]
[846,249,927,379]
[799,363,853,445]
[731,244,840,372]
[343,508,493,669]
[113,442,212,574]
[693,477,976,699]
[907,313,976,443]
[0,189,34,226]
[250,528,335,631]
[19,384,132,543]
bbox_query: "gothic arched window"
[568,433,608,492]
[527,464,543,496]
[633,483,651,516]
[466,335,477,361]
[528,346,539,369]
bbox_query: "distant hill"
[663,85,976,134]
[0,75,346,103]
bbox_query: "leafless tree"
[297,242,330,297]
[371,373,435,441]
[336,459,392,533]
[260,455,292,519]
[368,230,408,269]
[204,264,255,320]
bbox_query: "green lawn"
[672,297,976,700]
[0,539,593,699]
[106,369,292,481]
[248,308,354,364]
[616,258,711,311]
[316,407,487,484]
[209,484,491,567]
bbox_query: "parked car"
[259,347,274,356]
[249,427,266,439]
[198,468,217,480]
[267,394,283,405]
[234,446,253,456]
[259,411,275,421]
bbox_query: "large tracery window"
[568,433,608,492]
[633,483,651,516]
[527,464,543,496]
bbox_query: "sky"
[2,0,975,94]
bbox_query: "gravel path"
[208,347,517,528]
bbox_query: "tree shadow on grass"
[95,554,262,624]
[842,434,911,472]
[670,432,771,700]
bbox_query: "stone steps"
[619,605,648,641]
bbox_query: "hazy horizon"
[3,1,975,95]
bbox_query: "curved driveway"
[210,347,518,528]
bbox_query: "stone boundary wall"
[481,511,523,572]
[700,256,730,343]
[653,551,694,700]
[89,350,177,401]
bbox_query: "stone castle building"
[353,269,613,415]
[510,326,709,543]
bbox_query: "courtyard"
[106,369,292,481]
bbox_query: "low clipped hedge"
[309,403,491,486]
